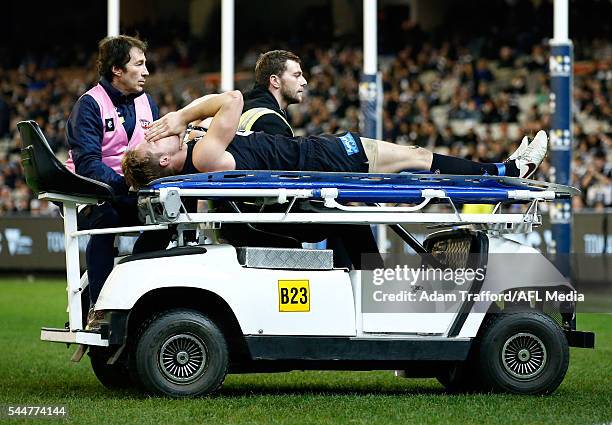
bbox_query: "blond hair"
[122,149,170,190]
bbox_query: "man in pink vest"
[65,35,170,325]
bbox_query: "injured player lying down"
[122,91,548,190]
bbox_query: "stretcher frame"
[137,170,578,236]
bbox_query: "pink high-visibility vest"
[65,84,153,176]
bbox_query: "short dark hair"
[97,35,148,82]
[254,50,301,87]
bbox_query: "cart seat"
[18,120,114,201]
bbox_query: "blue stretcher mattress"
[143,171,579,204]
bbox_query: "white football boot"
[514,130,548,179]
[507,136,529,162]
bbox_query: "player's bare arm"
[145,92,241,143]
[192,91,243,171]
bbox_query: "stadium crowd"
[0,15,610,215]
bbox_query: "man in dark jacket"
[222,50,381,269]
[237,50,304,136]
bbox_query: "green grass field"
[0,278,610,425]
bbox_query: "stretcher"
[138,170,579,234]
[18,120,594,398]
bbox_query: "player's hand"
[145,111,186,142]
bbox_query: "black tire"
[477,311,569,395]
[89,347,133,389]
[134,309,229,397]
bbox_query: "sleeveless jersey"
[180,132,304,173]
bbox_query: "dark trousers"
[78,196,172,305]
[327,226,383,270]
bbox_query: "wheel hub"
[502,332,547,380]
[159,334,207,384]
[517,348,531,362]
[176,351,190,365]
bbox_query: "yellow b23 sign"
[278,280,310,312]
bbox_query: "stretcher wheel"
[477,311,569,394]
[133,309,228,397]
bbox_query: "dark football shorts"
[300,132,369,173]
